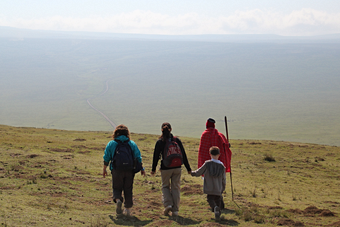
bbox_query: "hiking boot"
[116,199,123,214]
[164,205,172,216]
[172,211,179,216]
[214,206,221,221]
[124,208,131,216]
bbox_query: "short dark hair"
[209,146,220,156]
[112,124,130,140]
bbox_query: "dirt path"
[86,79,117,129]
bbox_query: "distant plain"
[1,28,340,146]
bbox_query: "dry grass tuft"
[264,153,276,162]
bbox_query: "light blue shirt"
[211,158,223,165]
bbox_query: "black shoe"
[214,206,221,221]
[116,200,123,214]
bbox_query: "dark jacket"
[152,134,191,172]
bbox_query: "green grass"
[1,124,339,226]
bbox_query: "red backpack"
[163,137,183,167]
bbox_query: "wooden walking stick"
[224,116,230,148]
[225,116,239,208]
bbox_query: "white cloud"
[1,8,340,36]
[220,8,340,35]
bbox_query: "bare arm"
[103,165,108,178]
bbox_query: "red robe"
[198,127,232,172]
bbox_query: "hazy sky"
[1,0,340,36]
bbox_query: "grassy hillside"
[0,125,339,226]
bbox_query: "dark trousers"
[207,194,222,212]
[111,169,135,208]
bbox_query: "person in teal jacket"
[103,124,145,216]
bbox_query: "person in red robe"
[198,118,232,210]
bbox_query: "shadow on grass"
[109,214,153,226]
[219,218,240,226]
[169,215,200,225]
[203,209,239,226]
[221,208,240,226]
[223,208,236,215]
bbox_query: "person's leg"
[207,194,217,212]
[212,195,222,221]
[161,169,174,215]
[170,168,181,214]
[221,196,225,209]
[112,170,124,202]
[216,195,222,210]
[111,170,124,214]
[123,171,135,209]
[161,169,173,208]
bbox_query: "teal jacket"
[103,135,142,170]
